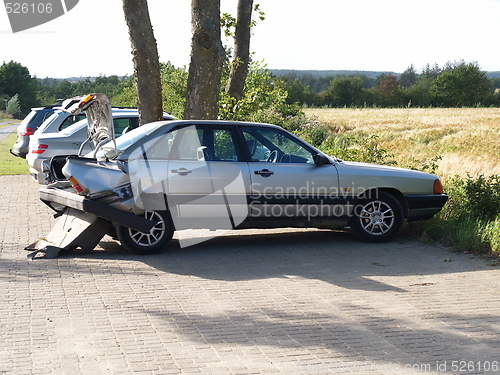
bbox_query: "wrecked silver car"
[29,94,448,259]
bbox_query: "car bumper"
[405,194,448,221]
[40,188,156,233]
[29,167,45,184]
[26,156,46,184]
[11,144,27,158]
[11,134,30,158]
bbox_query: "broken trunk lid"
[63,93,116,156]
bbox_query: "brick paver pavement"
[1,175,499,374]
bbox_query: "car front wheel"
[350,191,404,243]
[116,210,174,255]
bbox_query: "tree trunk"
[225,0,253,101]
[123,0,163,125]
[184,0,224,120]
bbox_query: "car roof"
[148,119,284,129]
[30,104,62,111]
[54,110,173,133]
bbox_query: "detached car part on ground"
[28,94,448,259]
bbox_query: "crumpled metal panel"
[25,208,110,260]
[63,93,116,155]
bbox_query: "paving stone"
[1,175,500,374]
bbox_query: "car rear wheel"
[116,210,174,255]
[350,191,404,243]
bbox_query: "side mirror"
[314,154,331,165]
[314,153,331,165]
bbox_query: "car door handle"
[254,169,274,176]
[171,168,192,175]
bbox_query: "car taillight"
[433,179,444,194]
[31,144,48,154]
[20,128,34,136]
[68,176,84,194]
[78,94,94,108]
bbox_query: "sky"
[1,0,499,78]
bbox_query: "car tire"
[350,191,404,243]
[116,210,174,255]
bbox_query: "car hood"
[334,160,438,195]
[338,160,436,177]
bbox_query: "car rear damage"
[27,187,156,259]
[26,94,158,259]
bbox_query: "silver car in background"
[35,106,138,135]
[10,104,61,158]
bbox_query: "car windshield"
[90,121,163,159]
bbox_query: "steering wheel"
[267,150,279,163]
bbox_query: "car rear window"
[20,111,37,126]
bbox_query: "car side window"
[241,127,315,164]
[113,118,132,136]
[176,127,203,160]
[133,129,178,160]
[213,128,238,161]
[59,114,86,131]
[166,125,239,162]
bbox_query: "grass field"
[0,123,28,176]
[304,107,500,180]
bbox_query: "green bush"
[112,62,187,119]
[319,133,397,165]
[409,174,500,254]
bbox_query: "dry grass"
[304,107,500,180]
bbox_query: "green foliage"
[320,134,397,165]
[294,120,328,147]
[221,3,265,39]
[220,12,236,38]
[326,76,365,107]
[399,64,418,88]
[401,75,435,107]
[279,61,499,109]
[110,77,136,107]
[37,75,130,106]
[430,61,490,107]
[399,155,442,175]
[450,174,500,221]
[219,60,297,124]
[410,174,500,254]
[6,94,21,115]
[159,62,188,118]
[0,61,38,114]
